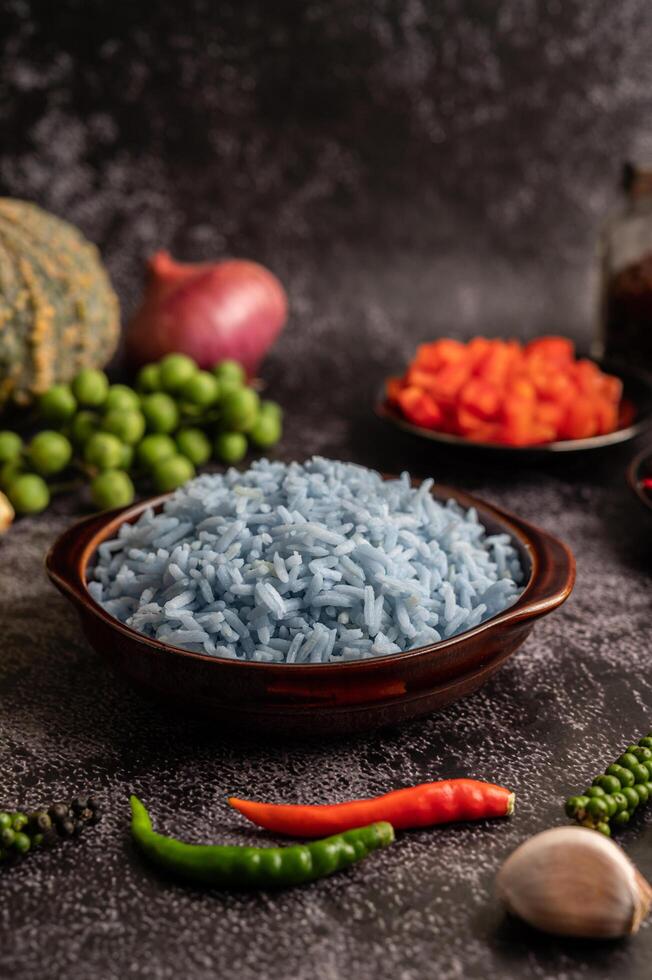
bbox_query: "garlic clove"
[0,490,14,533]
[496,826,652,939]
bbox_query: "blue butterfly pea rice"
[89,457,525,664]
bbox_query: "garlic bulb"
[496,826,652,939]
[0,491,14,533]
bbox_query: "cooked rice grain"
[90,457,525,663]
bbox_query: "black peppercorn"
[71,797,90,815]
[59,818,75,837]
[29,811,52,833]
[49,803,69,823]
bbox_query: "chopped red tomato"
[385,376,403,405]
[458,378,500,420]
[388,335,623,446]
[559,397,599,440]
[415,339,467,372]
[397,387,443,428]
[526,336,574,365]
[593,398,618,434]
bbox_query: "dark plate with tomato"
[375,359,652,459]
[627,448,652,515]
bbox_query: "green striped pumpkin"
[0,199,120,406]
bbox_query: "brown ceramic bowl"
[46,483,575,735]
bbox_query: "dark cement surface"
[1,2,652,978]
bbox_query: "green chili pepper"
[130,796,394,889]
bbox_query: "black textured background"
[1,2,652,978]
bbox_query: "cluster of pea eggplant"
[0,354,282,518]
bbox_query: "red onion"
[126,251,288,375]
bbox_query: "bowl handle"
[487,505,576,625]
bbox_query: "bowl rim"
[46,479,575,673]
[375,359,652,453]
[626,446,652,514]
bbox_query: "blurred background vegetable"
[126,251,288,376]
[0,199,119,408]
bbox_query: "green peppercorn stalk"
[565,733,652,836]
[0,796,101,865]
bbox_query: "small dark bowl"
[375,361,652,460]
[46,484,575,735]
[627,447,652,515]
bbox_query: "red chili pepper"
[228,779,514,838]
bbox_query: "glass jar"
[596,163,652,373]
